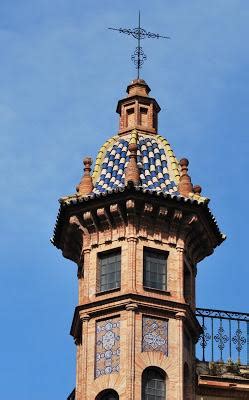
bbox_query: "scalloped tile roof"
[93,134,180,195]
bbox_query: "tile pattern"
[95,317,120,378]
[142,316,168,356]
[93,136,179,195]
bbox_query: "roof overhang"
[51,184,225,265]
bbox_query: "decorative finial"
[76,157,93,196]
[193,185,202,196]
[178,158,193,197]
[108,11,170,79]
[125,143,140,186]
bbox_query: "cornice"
[51,185,225,265]
[116,94,161,114]
[70,292,201,341]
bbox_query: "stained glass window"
[142,316,168,355]
[95,317,120,378]
[142,368,166,400]
[143,249,167,290]
[98,250,121,292]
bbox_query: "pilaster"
[175,311,186,400]
[125,303,138,400]
[81,248,91,304]
[78,313,90,400]
[126,238,138,293]
[176,245,184,301]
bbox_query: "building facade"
[52,79,249,399]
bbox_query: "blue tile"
[92,135,179,195]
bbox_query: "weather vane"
[108,11,170,79]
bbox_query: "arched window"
[96,389,119,400]
[142,367,166,400]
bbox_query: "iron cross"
[108,12,170,78]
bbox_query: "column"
[79,313,90,400]
[176,245,184,301]
[127,237,137,292]
[75,337,82,400]
[175,311,186,400]
[126,303,138,400]
[81,248,91,303]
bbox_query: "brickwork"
[54,182,227,399]
[69,195,208,400]
[52,81,236,399]
[117,79,160,136]
[75,308,195,399]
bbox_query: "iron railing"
[195,308,249,365]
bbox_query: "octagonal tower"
[52,79,225,400]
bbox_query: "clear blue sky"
[0,1,248,398]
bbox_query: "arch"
[142,366,166,400]
[96,389,119,400]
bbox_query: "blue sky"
[0,0,249,398]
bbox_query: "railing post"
[211,318,214,362]
[229,319,232,360]
[202,316,205,362]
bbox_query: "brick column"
[75,337,82,400]
[175,311,186,400]
[135,99,139,125]
[176,245,184,301]
[81,248,91,303]
[148,103,153,129]
[127,237,138,292]
[126,303,138,400]
[79,313,90,400]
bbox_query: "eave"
[51,185,225,254]
[116,95,161,114]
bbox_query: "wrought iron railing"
[195,308,249,365]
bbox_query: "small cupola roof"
[126,78,151,96]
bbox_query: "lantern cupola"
[116,79,161,135]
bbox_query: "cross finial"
[108,11,170,78]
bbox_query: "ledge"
[143,286,171,296]
[70,292,202,341]
[95,287,121,297]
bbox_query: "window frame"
[96,389,119,400]
[143,247,168,292]
[142,367,166,400]
[97,248,121,294]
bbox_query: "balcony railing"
[195,308,249,365]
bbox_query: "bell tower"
[52,80,224,400]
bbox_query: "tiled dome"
[92,132,180,195]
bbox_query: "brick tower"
[52,79,224,400]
